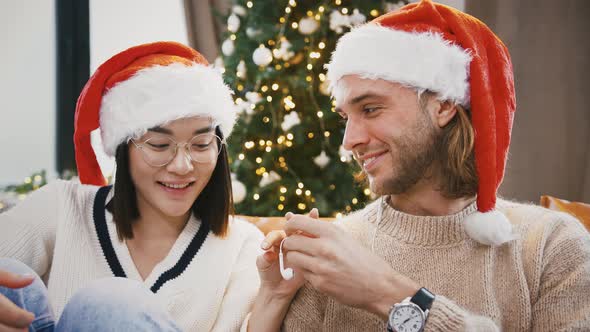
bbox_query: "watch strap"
[410,287,435,312]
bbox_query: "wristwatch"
[387,287,435,332]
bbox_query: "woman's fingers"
[0,295,34,329]
[0,270,34,289]
[261,230,286,250]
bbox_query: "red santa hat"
[326,0,516,245]
[74,41,237,187]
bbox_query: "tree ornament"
[339,145,353,162]
[259,171,282,187]
[252,45,273,66]
[314,151,330,168]
[222,39,235,56]
[349,9,366,25]
[232,5,247,16]
[236,60,247,79]
[281,111,301,131]
[231,173,247,203]
[246,27,262,38]
[329,10,350,34]
[298,17,319,35]
[272,39,295,61]
[227,13,241,33]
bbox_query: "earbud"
[279,238,294,280]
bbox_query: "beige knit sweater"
[282,198,590,331]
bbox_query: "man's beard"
[374,112,442,195]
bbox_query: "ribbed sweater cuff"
[425,295,465,331]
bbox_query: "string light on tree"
[222,0,407,216]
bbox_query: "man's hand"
[255,209,320,299]
[282,213,420,319]
[0,269,35,332]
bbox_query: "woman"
[0,42,263,331]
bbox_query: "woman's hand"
[255,209,319,299]
[0,269,35,332]
[247,209,319,332]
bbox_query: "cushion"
[236,215,334,235]
[540,195,590,231]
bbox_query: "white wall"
[89,0,188,178]
[0,2,56,186]
[0,1,187,186]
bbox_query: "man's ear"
[429,98,458,128]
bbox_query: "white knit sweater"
[0,180,264,332]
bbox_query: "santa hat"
[326,0,516,245]
[74,41,237,187]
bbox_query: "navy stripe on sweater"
[92,186,210,293]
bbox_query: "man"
[247,1,590,331]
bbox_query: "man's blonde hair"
[419,91,478,198]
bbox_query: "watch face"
[390,304,425,332]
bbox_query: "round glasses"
[131,133,224,167]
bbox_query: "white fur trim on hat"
[326,24,472,106]
[464,210,517,246]
[100,63,237,156]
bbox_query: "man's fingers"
[261,230,286,250]
[0,295,34,329]
[0,270,34,289]
[285,215,331,238]
[282,234,323,257]
[308,208,319,219]
[284,250,320,274]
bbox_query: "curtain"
[183,0,230,62]
[466,0,590,203]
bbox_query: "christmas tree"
[220,0,408,217]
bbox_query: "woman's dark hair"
[106,126,234,240]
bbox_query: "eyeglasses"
[131,133,225,167]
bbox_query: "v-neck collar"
[93,185,210,293]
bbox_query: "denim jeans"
[0,258,182,332]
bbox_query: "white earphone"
[279,238,293,280]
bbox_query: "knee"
[0,258,38,277]
[58,278,180,331]
[0,258,52,326]
[66,277,156,311]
